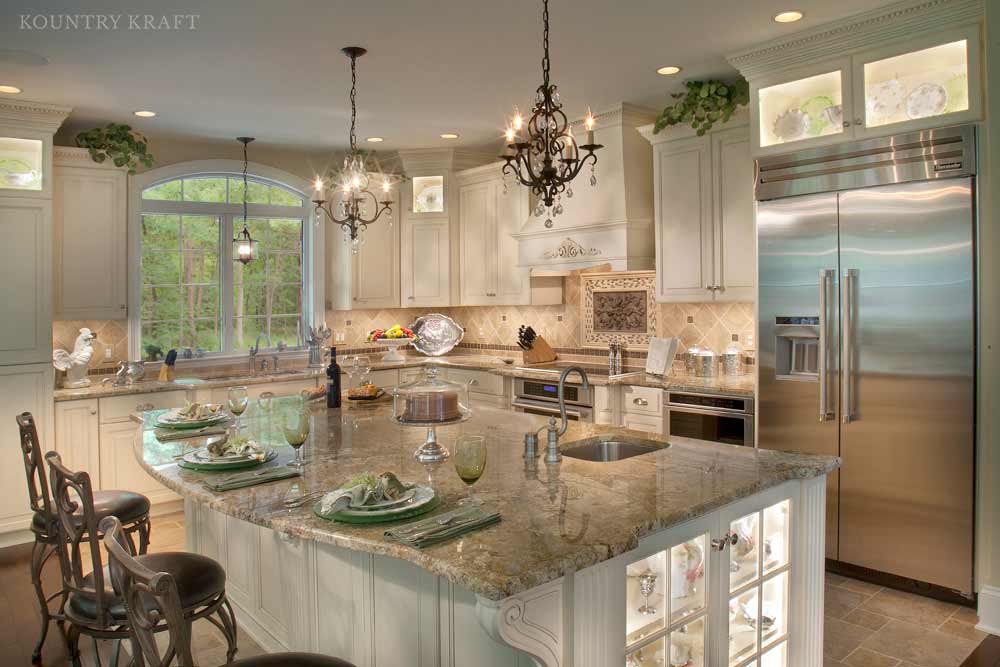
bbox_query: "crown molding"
[396,147,494,174]
[567,102,657,131]
[638,107,750,144]
[0,99,72,134]
[726,0,984,79]
[53,145,127,170]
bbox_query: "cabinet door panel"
[495,183,530,304]
[655,140,712,302]
[713,129,755,301]
[55,399,100,477]
[99,421,178,504]
[459,182,495,305]
[0,198,51,364]
[352,202,399,308]
[0,364,52,535]
[402,220,450,306]
[54,166,127,319]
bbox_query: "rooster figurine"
[53,328,96,388]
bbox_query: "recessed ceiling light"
[656,66,682,76]
[773,10,803,23]
[0,85,22,94]
[366,137,384,143]
[133,110,157,118]
[440,133,459,139]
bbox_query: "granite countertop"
[57,353,755,401]
[135,398,836,601]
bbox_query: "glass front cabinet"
[750,26,981,155]
[616,483,802,667]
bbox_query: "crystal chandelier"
[313,46,395,254]
[501,0,602,228]
[233,136,258,265]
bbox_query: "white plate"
[160,411,228,425]
[906,83,948,120]
[182,448,272,466]
[334,485,434,518]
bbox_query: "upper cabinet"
[351,192,400,309]
[729,2,984,156]
[400,217,450,307]
[641,118,755,303]
[54,147,128,320]
[456,163,530,306]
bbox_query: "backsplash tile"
[53,319,129,368]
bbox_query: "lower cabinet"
[99,421,178,506]
[599,384,666,433]
[595,385,616,425]
[208,378,318,403]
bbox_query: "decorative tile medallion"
[581,271,657,348]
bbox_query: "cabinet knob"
[842,121,851,128]
[854,117,864,126]
[408,296,415,300]
[711,531,739,551]
[469,379,479,386]
[89,408,97,415]
[633,397,648,406]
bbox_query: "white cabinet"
[594,385,615,425]
[400,218,449,307]
[208,378,317,403]
[351,199,400,308]
[457,164,530,306]
[0,197,53,364]
[740,21,982,155]
[647,122,754,303]
[54,398,100,475]
[99,420,177,505]
[622,385,664,434]
[0,364,53,537]
[53,148,127,319]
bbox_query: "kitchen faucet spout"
[557,366,590,437]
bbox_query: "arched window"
[129,161,317,360]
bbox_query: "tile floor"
[824,572,987,667]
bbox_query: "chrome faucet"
[249,332,272,375]
[523,366,591,464]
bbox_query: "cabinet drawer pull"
[469,379,479,386]
[854,117,863,126]
[632,397,648,406]
[711,531,739,551]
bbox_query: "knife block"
[522,336,557,364]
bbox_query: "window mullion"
[221,213,235,354]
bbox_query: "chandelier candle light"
[233,136,258,265]
[313,46,395,254]
[501,0,602,229]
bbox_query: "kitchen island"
[134,398,838,667]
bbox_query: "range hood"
[513,103,656,275]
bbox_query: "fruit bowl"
[366,325,417,362]
[376,338,414,362]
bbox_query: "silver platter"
[409,313,464,357]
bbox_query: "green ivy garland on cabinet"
[654,78,750,136]
[76,123,154,173]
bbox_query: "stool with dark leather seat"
[101,516,357,667]
[16,412,153,663]
[47,452,238,667]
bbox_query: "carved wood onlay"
[476,578,566,667]
[726,0,983,79]
[543,237,601,260]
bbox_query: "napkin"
[155,426,228,442]
[384,505,501,549]
[318,485,368,515]
[202,466,300,492]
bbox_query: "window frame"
[129,159,323,361]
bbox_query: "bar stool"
[16,412,153,663]
[101,516,357,667]
[46,452,238,667]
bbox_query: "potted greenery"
[654,78,750,136]
[76,123,154,173]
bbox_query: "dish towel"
[155,426,228,442]
[384,505,501,548]
[202,466,300,492]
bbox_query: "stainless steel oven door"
[666,405,754,446]
[511,398,594,423]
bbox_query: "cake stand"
[377,338,414,363]
[390,413,471,462]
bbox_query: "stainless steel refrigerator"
[756,125,976,595]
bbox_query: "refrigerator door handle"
[842,269,857,423]
[819,269,835,422]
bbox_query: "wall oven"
[666,391,754,446]
[512,378,595,423]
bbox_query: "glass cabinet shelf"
[863,40,968,129]
[0,137,43,191]
[757,71,844,149]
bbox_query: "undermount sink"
[560,435,669,462]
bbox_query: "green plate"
[155,414,230,430]
[177,449,277,472]
[313,495,441,524]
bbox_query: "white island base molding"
[185,476,827,667]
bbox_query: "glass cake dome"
[392,366,472,463]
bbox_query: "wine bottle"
[326,346,342,408]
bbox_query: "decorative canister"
[691,347,717,377]
[722,342,744,376]
[684,345,702,375]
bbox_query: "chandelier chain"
[349,52,358,153]
[241,139,249,227]
[541,0,550,88]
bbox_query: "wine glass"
[228,386,249,430]
[453,435,487,504]
[257,391,275,444]
[348,354,372,387]
[282,410,311,469]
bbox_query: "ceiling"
[0,0,900,152]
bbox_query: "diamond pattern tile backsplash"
[54,279,754,367]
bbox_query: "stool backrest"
[101,516,194,667]
[45,451,112,629]
[16,412,53,531]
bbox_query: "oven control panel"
[667,392,752,414]
[522,381,578,402]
